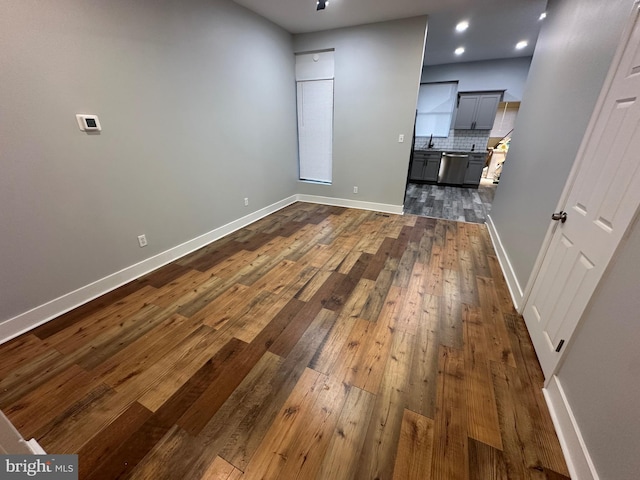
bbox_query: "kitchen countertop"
[414,149,487,155]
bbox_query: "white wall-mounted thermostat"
[76,114,101,132]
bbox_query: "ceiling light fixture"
[539,12,547,20]
[515,40,528,50]
[455,47,465,55]
[316,0,327,11]
[455,21,469,32]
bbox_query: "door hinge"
[555,339,565,353]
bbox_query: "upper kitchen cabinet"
[454,92,503,130]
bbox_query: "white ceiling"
[232,0,548,66]
[423,1,547,65]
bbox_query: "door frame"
[520,2,640,382]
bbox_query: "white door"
[523,6,640,379]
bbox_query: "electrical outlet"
[137,234,148,247]
[353,186,358,194]
[244,197,249,206]
[398,134,405,143]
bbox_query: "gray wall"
[293,17,428,207]
[0,0,298,324]
[421,57,532,102]
[558,214,640,479]
[489,0,633,288]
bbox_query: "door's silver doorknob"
[551,211,567,223]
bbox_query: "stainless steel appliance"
[438,153,469,185]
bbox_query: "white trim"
[544,375,599,480]
[25,438,47,455]
[297,194,404,215]
[299,179,331,186]
[0,195,297,345]
[0,410,45,454]
[485,214,524,311]
[0,411,32,454]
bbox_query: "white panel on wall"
[297,79,334,183]
[295,51,335,81]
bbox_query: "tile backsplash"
[415,129,490,151]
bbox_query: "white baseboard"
[485,214,524,311]
[297,194,404,215]
[0,195,297,345]
[25,438,47,455]
[544,375,599,480]
[0,194,406,345]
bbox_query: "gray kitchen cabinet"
[454,92,502,130]
[409,156,426,180]
[424,154,441,182]
[409,151,441,182]
[454,95,479,130]
[463,152,487,186]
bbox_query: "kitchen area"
[404,1,541,223]
[404,56,530,223]
[405,89,502,222]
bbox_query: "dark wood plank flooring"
[0,202,568,479]
[404,181,497,223]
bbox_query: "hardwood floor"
[404,181,497,223]
[0,202,569,479]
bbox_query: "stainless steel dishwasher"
[438,153,468,185]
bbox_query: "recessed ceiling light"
[515,40,528,50]
[539,12,547,20]
[455,21,469,32]
[455,47,465,55]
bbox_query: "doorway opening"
[404,90,523,224]
[403,1,545,224]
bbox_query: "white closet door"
[297,79,333,183]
